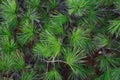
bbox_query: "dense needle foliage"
[0,0,120,80]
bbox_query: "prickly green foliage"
[26,0,40,9]
[94,34,111,49]
[33,31,61,58]
[96,55,120,71]
[1,39,18,54]
[98,0,113,6]
[95,68,120,80]
[33,43,51,58]
[115,0,120,10]
[111,68,120,80]
[0,52,25,72]
[22,9,39,23]
[70,28,89,47]
[70,28,96,54]
[99,70,112,80]
[0,54,14,72]
[68,65,88,80]
[17,22,35,45]
[108,19,120,38]
[45,13,67,35]
[49,0,58,10]
[0,25,18,54]
[21,71,36,80]
[64,49,89,80]
[1,0,120,80]
[1,0,18,27]
[12,52,25,70]
[0,25,12,39]
[41,31,61,54]
[66,0,90,16]
[44,69,62,80]
[51,13,67,25]
[64,49,84,66]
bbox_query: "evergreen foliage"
[1,0,120,80]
